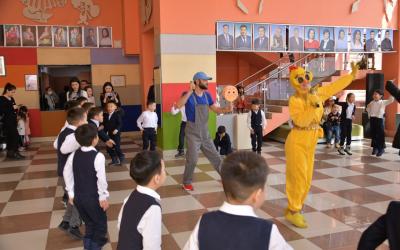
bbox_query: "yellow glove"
[308,94,321,108]
[350,62,359,78]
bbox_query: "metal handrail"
[245,53,312,93]
[234,55,289,87]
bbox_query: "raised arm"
[176,83,195,109]
[318,62,358,101]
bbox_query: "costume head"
[289,66,313,94]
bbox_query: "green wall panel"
[158,111,217,150]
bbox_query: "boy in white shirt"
[184,151,292,250]
[247,99,267,154]
[366,89,394,156]
[171,92,187,157]
[63,124,109,249]
[137,101,158,151]
[117,151,166,250]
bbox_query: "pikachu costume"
[285,63,358,228]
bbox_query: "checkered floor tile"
[0,136,398,250]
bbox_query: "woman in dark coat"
[0,83,25,159]
[385,80,400,154]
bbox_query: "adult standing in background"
[0,83,25,159]
[44,86,59,111]
[100,82,122,107]
[66,77,88,101]
[175,72,233,191]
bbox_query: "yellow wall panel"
[91,64,140,86]
[161,54,216,83]
[37,48,91,65]
[92,85,142,105]
[12,88,40,108]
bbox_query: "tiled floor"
[0,136,398,250]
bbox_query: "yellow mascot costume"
[285,62,358,228]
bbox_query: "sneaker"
[372,148,378,155]
[182,184,194,191]
[376,149,385,157]
[68,226,83,240]
[18,147,26,152]
[108,160,120,167]
[338,147,346,155]
[58,221,69,232]
[344,147,352,155]
[175,151,185,158]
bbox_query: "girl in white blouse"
[366,89,394,156]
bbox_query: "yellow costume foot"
[285,211,308,228]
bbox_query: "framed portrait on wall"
[0,56,5,76]
[4,25,21,46]
[37,26,53,47]
[22,25,37,47]
[25,75,38,91]
[216,22,234,50]
[365,29,379,52]
[288,26,304,52]
[381,29,393,51]
[53,26,68,47]
[335,27,349,52]
[270,25,286,51]
[319,27,335,52]
[350,28,364,52]
[0,25,4,47]
[84,26,98,47]
[304,26,319,52]
[253,23,269,51]
[98,27,112,48]
[234,23,252,50]
[110,75,126,87]
[69,26,83,47]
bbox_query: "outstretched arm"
[318,62,358,102]
[386,80,400,103]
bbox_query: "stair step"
[265,99,289,106]
[264,105,283,113]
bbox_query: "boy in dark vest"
[117,151,166,250]
[247,99,267,154]
[64,124,110,250]
[184,151,292,250]
[55,107,87,240]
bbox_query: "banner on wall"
[0,24,113,48]
[215,21,395,53]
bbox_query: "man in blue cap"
[175,72,233,191]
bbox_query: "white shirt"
[66,90,88,101]
[53,121,70,149]
[247,110,267,130]
[91,119,100,128]
[366,97,394,118]
[17,119,25,136]
[171,106,187,122]
[183,202,293,250]
[87,96,96,105]
[63,146,109,201]
[117,185,162,250]
[137,111,158,130]
[346,102,355,119]
[53,124,79,152]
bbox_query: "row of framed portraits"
[216,22,395,53]
[0,24,113,48]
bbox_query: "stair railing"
[234,55,289,87]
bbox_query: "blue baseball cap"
[193,72,212,81]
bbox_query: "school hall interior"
[0,0,400,249]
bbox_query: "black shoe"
[372,148,378,155]
[175,151,185,158]
[376,149,385,157]
[68,226,83,240]
[58,221,69,232]
[6,152,25,160]
[15,152,26,159]
[344,147,352,155]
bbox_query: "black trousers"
[370,117,386,150]
[106,134,124,161]
[340,119,352,146]
[177,121,186,152]
[74,195,108,248]
[5,123,19,153]
[358,201,400,250]
[251,126,263,152]
[143,128,157,151]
